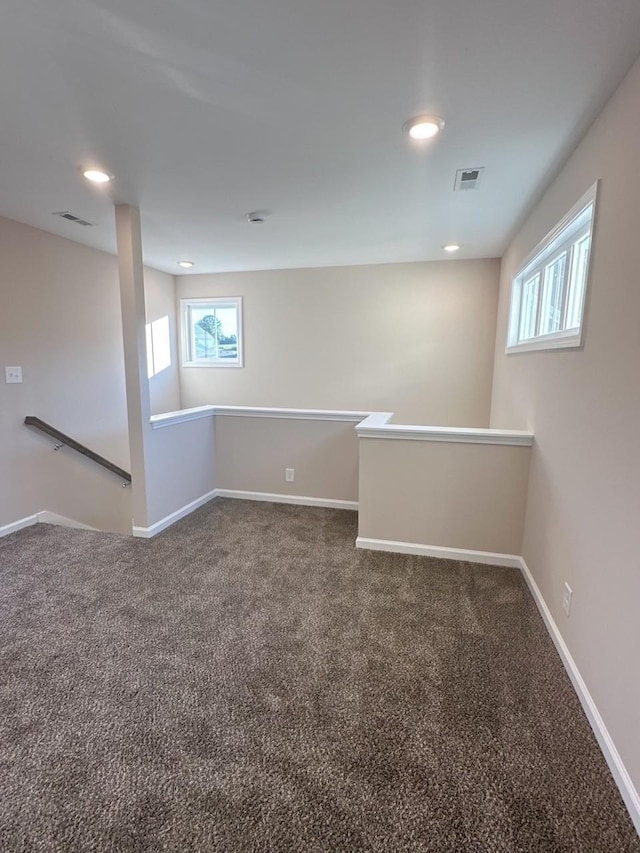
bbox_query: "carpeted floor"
[0,499,637,852]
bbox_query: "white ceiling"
[1,0,640,274]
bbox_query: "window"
[181,297,243,367]
[507,183,597,353]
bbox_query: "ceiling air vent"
[454,167,485,191]
[53,211,94,226]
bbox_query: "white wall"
[178,259,500,426]
[491,57,640,810]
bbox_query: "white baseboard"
[37,511,97,531]
[355,535,639,832]
[215,489,358,511]
[355,536,521,568]
[132,488,218,538]
[0,511,97,538]
[0,513,40,538]
[518,557,640,835]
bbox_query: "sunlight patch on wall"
[146,315,171,378]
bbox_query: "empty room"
[1,1,639,850]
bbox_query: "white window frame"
[506,182,598,354]
[180,297,244,368]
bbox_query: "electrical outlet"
[5,366,23,384]
[562,582,572,617]
[285,468,295,482]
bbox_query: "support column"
[115,204,151,530]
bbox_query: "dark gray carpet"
[0,499,637,852]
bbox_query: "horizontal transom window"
[507,182,598,353]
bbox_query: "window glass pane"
[566,235,590,330]
[188,303,239,361]
[193,309,220,359]
[539,253,567,335]
[214,307,239,360]
[518,274,540,341]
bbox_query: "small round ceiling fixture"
[83,169,112,184]
[246,211,267,224]
[177,260,195,269]
[403,115,445,141]
[443,244,460,253]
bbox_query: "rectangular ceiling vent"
[454,167,485,192]
[53,211,94,227]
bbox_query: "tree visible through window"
[181,298,243,367]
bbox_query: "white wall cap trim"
[355,412,394,429]
[151,405,373,428]
[215,489,358,510]
[150,405,216,429]
[149,405,533,445]
[519,557,640,834]
[356,423,534,446]
[214,405,372,422]
[356,536,521,567]
[133,489,218,537]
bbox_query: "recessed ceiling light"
[83,169,112,184]
[177,260,195,269]
[246,211,267,224]
[403,115,445,140]
[443,244,460,253]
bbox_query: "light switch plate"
[5,366,23,383]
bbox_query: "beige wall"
[215,416,359,502]
[491,58,640,797]
[145,418,216,525]
[115,205,216,534]
[0,216,132,532]
[145,268,181,415]
[0,215,181,533]
[358,439,530,555]
[178,259,500,426]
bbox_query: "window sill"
[182,361,243,368]
[506,330,583,354]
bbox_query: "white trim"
[149,406,534,445]
[355,536,521,567]
[0,511,98,538]
[150,405,215,429]
[356,412,394,429]
[37,511,97,530]
[515,182,598,276]
[518,557,640,835]
[214,405,371,422]
[215,489,358,511]
[506,182,598,353]
[506,330,582,354]
[132,488,218,538]
[0,513,39,538]
[355,423,534,446]
[150,405,372,429]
